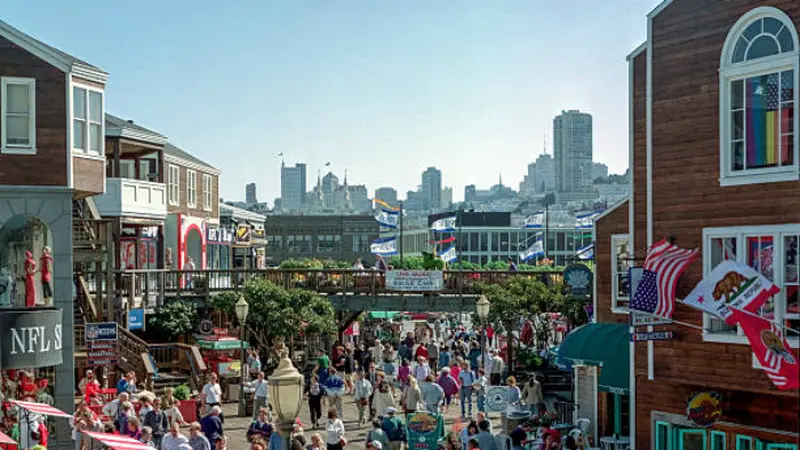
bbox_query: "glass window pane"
[710,237,738,333]
[784,235,798,284]
[732,141,745,171]
[711,432,726,450]
[782,129,794,165]
[744,74,781,169]
[777,27,794,52]
[781,71,793,102]
[680,430,706,450]
[7,115,30,144]
[732,79,744,109]
[6,84,30,114]
[763,17,783,36]
[73,120,85,149]
[89,91,102,122]
[743,20,762,41]
[90,123,101,152]
[73,87,86,119]
[733,110,744,140]
[733,38,748,63]
[747,35,781,60]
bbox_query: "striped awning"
[11,400,71,418]
[83,431,154,450]
[0,431,14,445]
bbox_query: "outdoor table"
[600,436,631,450]
[99,388,117,403]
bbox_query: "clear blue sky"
[4,0,661,203]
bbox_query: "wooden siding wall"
[595,200,630,324]
[72,156,104,195]
[167,162,219,221]
[632,1,800,448]
[0,35,67,186]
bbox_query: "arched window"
[720,7,799,185]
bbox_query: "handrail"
[77,275,100,322]
[116,268,564,275]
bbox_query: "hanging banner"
[374,209,400,229]
[386,270,443,292]
[439,246,457,263]
[577,243,594,260]
[524,211,545,228]
[371,237,398,256]
[519,240,544,261]
[430,216,457,232]
[407,412,443,450]
[575,210,603,229]
[729,308,799,390]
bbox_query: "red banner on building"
[729,308,799,390]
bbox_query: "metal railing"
[553,401,580,425]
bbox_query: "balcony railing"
[93,177,167,219]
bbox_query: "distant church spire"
[499,172,503,186]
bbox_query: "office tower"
[421,167,442,210]
[441,187,453,209]
[533,154,555,193]
[245,183,257,205]
[280,162,307,211]
[464,185,477,203]
[553,110,593,193]
[375,187,398,206]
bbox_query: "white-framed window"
[168,165,180,206]
[702,224,799,348]
[186,169,197,208]
[719,7,800,186]
[611,234,631,310]
[202,174,212,211]
[1,77,36,154]
[72,84,104,155]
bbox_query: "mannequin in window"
[39,247,53,305]
[24,251,36,307]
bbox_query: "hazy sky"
[4,0,661,203]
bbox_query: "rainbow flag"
[745,73,791,168]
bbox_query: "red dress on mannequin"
[24,251,36,307]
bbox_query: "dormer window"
[720,7,799,186]
[1,77,36,154]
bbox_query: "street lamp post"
[270,351,305,450]
[476,294,490,370]
[236,294,250,417]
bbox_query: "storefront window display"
[0,216,53,308]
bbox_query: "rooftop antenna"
[543,131,547,155]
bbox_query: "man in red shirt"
[40,247,53,303]
[414,343,429,361]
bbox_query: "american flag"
[630,239,699,319]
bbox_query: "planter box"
[177,398,198,423]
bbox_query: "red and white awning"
[0,431,15,445]
[11,400,71,418]
[82,431,154,450]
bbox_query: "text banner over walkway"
[386,270,443,292]
[0,308,63,370]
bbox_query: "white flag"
[524,211,545,228]
[374,208,399,229]
[577,243,594,260]
[370,237,398,255]
[439,246,457,263]
[519,240,544,261]
[575,210,602,229]
[431,216,457,232]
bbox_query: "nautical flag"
[519,239,544,261]
[745,74,792,168]
[683,259,780,323]
[577,243,594,260]
[371,237,398,256]
[630,239,699,319]
[374,208,399,229]
[431,216,457,232]
[439,246,457,263]
[374,198,400,211]
[729,307,799,390]
[575,210,603,229]
[524,211,545,228]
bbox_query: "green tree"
[148,300,198,341]
[211,278,336,350]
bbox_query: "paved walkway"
[220,393,501,450]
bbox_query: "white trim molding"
[70,80,105,157]
[0,76,37,155]
[164,153,221,176]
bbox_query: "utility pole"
[457,204,464,264]
[399,202,404,264]
[544,201,550,260]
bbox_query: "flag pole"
[544,202,550,260]
[399,202,404,264]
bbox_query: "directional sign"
[630,331,674,342]
[630,312,673,327]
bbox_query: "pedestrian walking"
[324,409,345,450]
[380,408,406,450]
[306,375,324,429]
[353,371,373,426]
[252,372,269,421]
[458,362,476,418]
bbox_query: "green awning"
[370,311,399,319]
[196,339,249,351]
[557,323,629,394]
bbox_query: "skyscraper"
[441,187,453,209]
[421,167,442,210]
[245,183,257,205]
[374,187,398,207]
[553,110,593,194]
[280,162,307,211]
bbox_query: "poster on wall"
[120,240,157,269]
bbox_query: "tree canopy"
[148,299,198,340]
[211,278,337,349]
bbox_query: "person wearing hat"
[380,408,406,450]
[366,419,389,450]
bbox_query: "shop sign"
[686,391,722,427]
[128,309,144,331]
[630,331,674,341]
[218,361,241,377]
[86,322,119,367]
[407,412,442,450]
[386,270,443,292]
[485,386,510,412]
[207,227,233,244]
[252,228,266,240]
[564,264,592,295]
[235,225,251,245]
[0,308,63,370]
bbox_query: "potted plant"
[173,384,198,423]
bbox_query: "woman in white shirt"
[324,408,345,450]
[202,373,224,421]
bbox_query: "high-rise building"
[421,167,442,210]
[592,162,609,182]
[245,183,257,205]
[553,110,593,194]
[375,187,398,207]
[280,162,307,211]
[441,187,453,209]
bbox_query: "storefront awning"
[12,400,71,418]
[557,323,630,394]
[0,431,15,445]
[83,431,155,450]
[370,311,399,319]
[196,339,249,350]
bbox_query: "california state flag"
[729,308,799,390]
